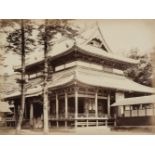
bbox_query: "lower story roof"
[48,67,155,94]
[111,95,155,107]
[4,67,155,99]
[4,85,42,99]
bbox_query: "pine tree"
[0,19,36,133]
[38,19,77,134]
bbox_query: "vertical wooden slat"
[56,93,59,119]
[75,87,78,127]
[107,93,111,118]
[30,103,33,126]
[95,90,98,118]
[65,92,68,127]
[56,93,59,127]
[65,92,68,119]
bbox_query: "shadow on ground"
[0,126,155,135]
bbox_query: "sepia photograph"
[0,19,155,135]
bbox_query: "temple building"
[4,27,155,128]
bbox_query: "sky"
[72,19,155,53]
[1,19,155,75]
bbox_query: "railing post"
[86,119,88,127]
[105,119,108,126]
[95,90,98,118]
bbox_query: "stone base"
[33,118,43,129]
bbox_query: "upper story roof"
[14,26,139,71]
[48,66,154,93]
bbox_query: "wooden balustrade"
[124,107,155,117]
[49,113,108,120]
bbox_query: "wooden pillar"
[75,87,78,127]
[107,93,111,118]
[30,103,34,127]
[56,93,59,127]
[95,90,98,126]
[115,91,124,117]
[65,92,68,127]
[95,90,98,118]
[86,99,89,118]
[24,102,27,119]
[139,104,142,117]
[13,103,16,120]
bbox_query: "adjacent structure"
[4,27,155,128]
[112,95,155,126]
[0,101,14,126]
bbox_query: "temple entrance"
[33,102,43,119]
[33,102,43,128]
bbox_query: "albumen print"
[0,19,155,135]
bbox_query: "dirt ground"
[0,126,155,135]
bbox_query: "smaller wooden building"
[0,101,14,126]
[112,95,155,126]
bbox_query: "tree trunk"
[43,19,49,134]
[16,19,26,133]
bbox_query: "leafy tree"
[124,49,153,87]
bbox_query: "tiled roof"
[77,44,139,65]
[6,67,154,99]
[48,67,154,93]
[4,78,43,99]
[14,27,139,70]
